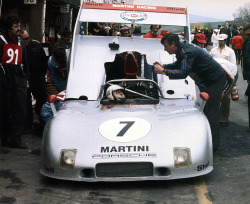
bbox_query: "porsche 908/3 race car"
[40,2,213,181]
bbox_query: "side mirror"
[200,92,209,101]
[199,92,209,112]
[47,95,57,116]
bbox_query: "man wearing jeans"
[242,25,250,131]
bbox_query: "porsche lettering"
[101,146,149,153]
[93,153,156,159]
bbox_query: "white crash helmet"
[106,85,124,101]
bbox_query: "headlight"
[174,148,191,168]
[59,149,77,169]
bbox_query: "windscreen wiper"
[65,95,88,101]
[107,83,154,99]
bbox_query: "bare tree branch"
[233,3,250,24]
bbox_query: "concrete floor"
[0,61,249,204]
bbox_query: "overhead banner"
[82,2,186,14]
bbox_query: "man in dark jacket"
[219,25,227,34]
[226,24,235,47]
[19,29,48,131]
[51,27,72,55]
[0,16,29,148]
[241,25,250,131]
[0,43,3,141]
[154,34,226,151]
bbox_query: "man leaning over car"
[153,33,226,152]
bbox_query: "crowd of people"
[0,15,249,152]
[192,25,249,130]
[192,24,245,64]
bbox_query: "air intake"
[96,162,153,178]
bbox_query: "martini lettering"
[101,146,149,153]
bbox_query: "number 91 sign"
[2,44,22,65]
[99,118,151,143]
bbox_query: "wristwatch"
[163,68,168,75]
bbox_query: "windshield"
[79,22,189,41]
[100,79,162,105]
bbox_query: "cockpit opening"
[100,79,161,105]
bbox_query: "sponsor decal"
[183,94,196,99]
[165,7,186,13]
[99,118,151,142]
[120,12,147,23]
[100,145,149,153]
[197,161,209,171]
[85,2,103,7]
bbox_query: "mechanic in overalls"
[0,16,29,149]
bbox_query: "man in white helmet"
[106,85,125,102]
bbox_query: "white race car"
[40,2,213,181]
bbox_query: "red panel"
[200,92,209,101]
[2,44,22,65]
[47,95,57,103]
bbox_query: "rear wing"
[79,2,188,26]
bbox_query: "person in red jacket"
[143,25,163,82]
[143,25,163,39]
[232,31,244,64]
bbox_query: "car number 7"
[117,121,135,137]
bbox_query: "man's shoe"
[219,122,228,127]
[9,143,28,149]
